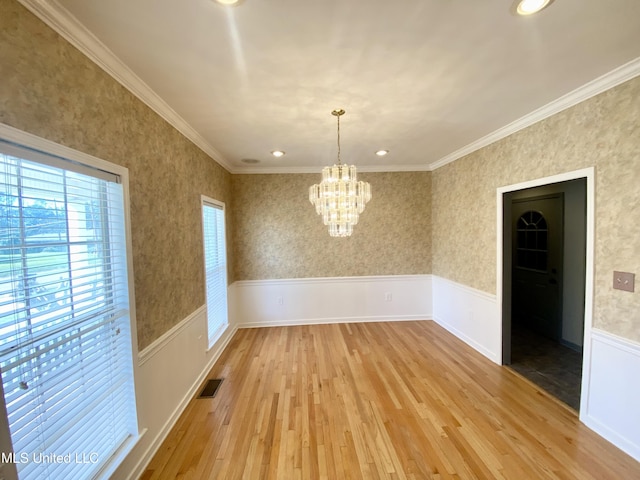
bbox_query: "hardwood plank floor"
[141,321,640,479]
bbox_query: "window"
[201,197,228,347]
[0,139,137,480]
[516,210,548,272]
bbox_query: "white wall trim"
[496,167,596,421]
[123,315,238,480]
[429,57,640,171]
[138,305,206,366]
[234,274,429,287]
[431,275,496,303]
[232,275,432,328]
[0,123,149,478]
[590,328,640,354]
[432,276,500,363]
[17,3,640,176]
[582,328,640,462]
[17,0,234,173]
[15,0,429,176]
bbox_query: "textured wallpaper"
[0,0,233,350]
[432,76,640,342]
[232,171,431,280]
[4,0,638,346]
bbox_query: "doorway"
[502,179,587,411]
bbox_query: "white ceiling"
[24,0,640,173]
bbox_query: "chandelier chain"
[336,112,341,165]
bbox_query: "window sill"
[94,428,147,480]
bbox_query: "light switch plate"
[613,271,635,292]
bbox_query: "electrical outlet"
[613,271,635,292]
[385,292,392,302]
[277,296,284,305]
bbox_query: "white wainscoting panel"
[108,276,640,478]
[231,275,432,327]
[582,328,640,461]
[113,304,238,480]
[432,275,500,364]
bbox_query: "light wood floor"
[141,321,640,479]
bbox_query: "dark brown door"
[511,195,564,340]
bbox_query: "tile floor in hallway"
[509,324,583,411]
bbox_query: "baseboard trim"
[238,314,432,329]
[559,338,583,353]
[127,323,238,480]
[582,413,640,463]
[432,275,500,364]
[432,314,498,362]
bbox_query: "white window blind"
[0,143,137,480]
[202,200,228,346]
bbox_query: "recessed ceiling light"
[516,0,551,15]
[214,0,241,5]
[271,150,285,158]
[241,158,260,164]
[375,150,389,157]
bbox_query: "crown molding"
[17,1,640,176]
[428,56,640,171]
[17,0,234,173]
[231,163,432,175]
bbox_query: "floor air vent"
[198,378,223,399]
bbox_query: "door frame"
[510,192,565,346]
[496,167,594,421]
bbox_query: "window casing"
[0,138,138,480]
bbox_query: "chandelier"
[309,109,372,237]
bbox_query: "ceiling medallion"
[308,109,372,237]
